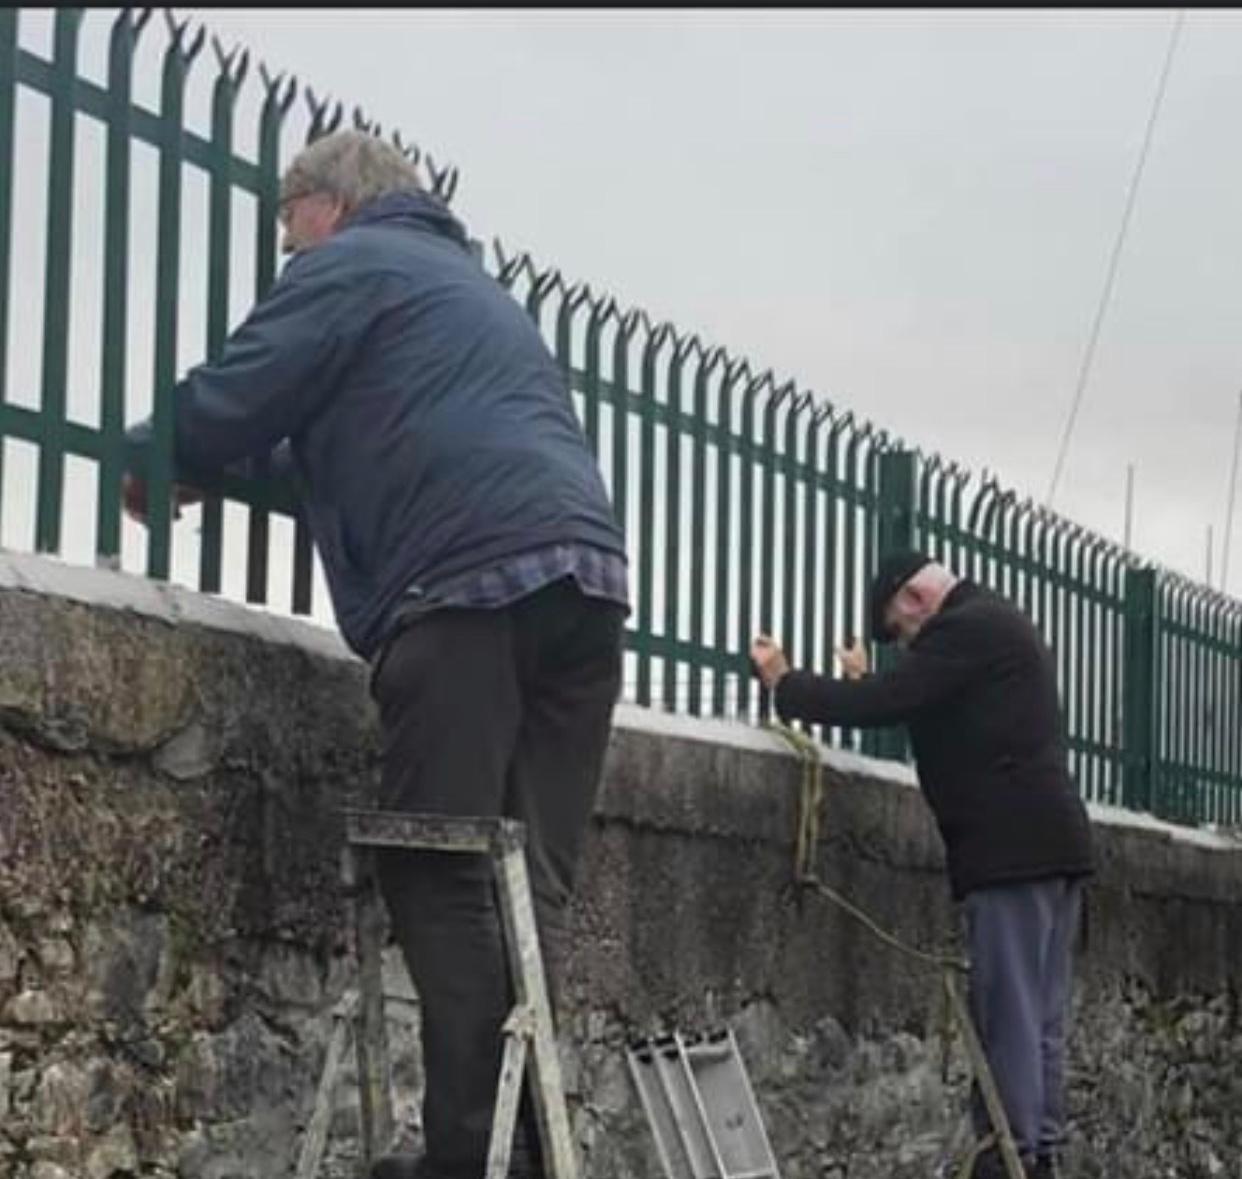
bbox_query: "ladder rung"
[344,808,524,854]
[682,1041,732,1063]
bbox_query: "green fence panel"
[2,6,1239,827]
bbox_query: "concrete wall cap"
[6,548,1239,856]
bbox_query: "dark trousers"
[964,876,1083,1162]
[369,578,625,1179]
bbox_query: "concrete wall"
[0,552,1240,1179]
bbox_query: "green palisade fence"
[1,9,1239,826]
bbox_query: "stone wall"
[0,553,1240,1179]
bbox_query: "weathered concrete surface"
[0,551,1240,1178]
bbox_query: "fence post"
[868,448,918,761]
[1122,567,1159,814]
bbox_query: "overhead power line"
[1045,9,1186,509]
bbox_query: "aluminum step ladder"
[627,1027,781,1179]
[296,809,580,1179]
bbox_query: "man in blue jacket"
[125,130,629,1179]
[752,552,1092,1179]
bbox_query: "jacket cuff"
[773,669,815,725]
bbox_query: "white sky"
[197,6,1242,595]
[8,6,1242,610]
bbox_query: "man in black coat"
[751,551,1093,1179]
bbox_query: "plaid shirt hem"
[430,541,629,612]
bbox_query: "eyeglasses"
[277,190,320,227]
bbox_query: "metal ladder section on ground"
[295,809,580,1179]
[627,1028,781,1179]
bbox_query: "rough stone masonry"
[0,551,1240,1179]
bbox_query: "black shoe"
[368,1152,541,1179]
[368,1156,431,1179]
[968,1146,1036,1178]
[1029,1157,1061,1179]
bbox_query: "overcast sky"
[198,6,1242,595]
[13,7,1242,602]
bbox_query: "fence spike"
[259,65,298,114]
[163,10,205,60]
[188,23,207,62]
[618,308,644,337]
[211,37,249,88]
[305,87,344,141]
[726,357,748,380]
[352,106,381,136]
[531,266,562,300]
[830,409,856,438]
[672,331,701,363]
[116,7,155,39]
[491,243,531,286]
[588,293,617,325]
[700,344,726,376]
[560,281,591,319]
[790,390,815,418]
[771,378,797,409]
[854,417,877,443]
[109,7,154,63]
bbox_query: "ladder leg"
[943,971,1026,1179]
[492,835,579,1179]
[295,992,358,1179]
[485,1007,535,1179]
[352,846,394,1169]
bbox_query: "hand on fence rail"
[836,638,869,680]
[121,473,204,527]
[753,633,870,690]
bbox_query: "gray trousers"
[964,875,1083,1159]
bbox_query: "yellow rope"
[765,720,1027,1179]
[769,721,967,973]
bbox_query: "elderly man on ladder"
[123,130,629,1179]
[752,551,1094,1179]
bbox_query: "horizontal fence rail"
[1,8,1239,827]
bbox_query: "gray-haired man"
[124,131,629,1179]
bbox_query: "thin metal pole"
[1046,9,1186,508]
[1221,390,1242,592]
[1124,463,1135,551]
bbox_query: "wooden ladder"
[295,809,580,1179]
